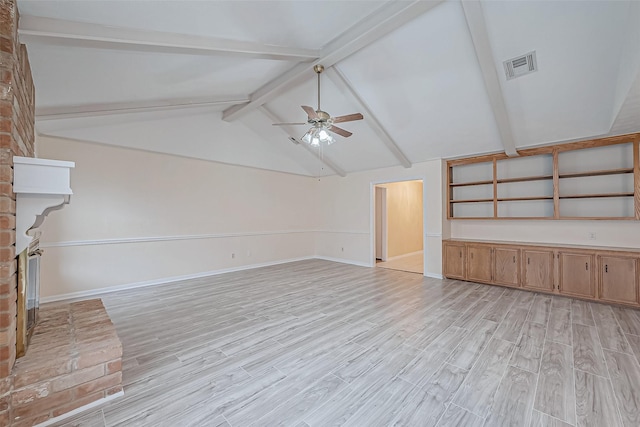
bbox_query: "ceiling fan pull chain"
[317,69,321,112]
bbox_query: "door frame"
[375,186,388,261]
[370,177,425,275]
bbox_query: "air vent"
[503,51,538,80]
[288,136,300,145]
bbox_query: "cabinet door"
[467,245,493,283]
[522,250,554,292]
[494,248,520,287]
[559,252,595,298]
[599,256,638,305]
[444,243,466,280]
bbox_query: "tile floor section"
[50,260,640,427]
[376,252,424,275]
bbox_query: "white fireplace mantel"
[13,156,75,255]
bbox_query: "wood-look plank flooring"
[49,259,640,427]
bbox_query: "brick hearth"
[6,299,122,426]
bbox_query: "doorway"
[374,180,424,274]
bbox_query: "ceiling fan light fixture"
[303,126,335,147]
[272,64,362,145]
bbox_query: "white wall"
[37,135,318,300]
[450,220,640,249]
[315,159,444,277]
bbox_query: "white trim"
[314,256,372,268]
[19,15,319,61]
[426,233,443,238]
[461,1,518,157]
[36,96,249,120]
[222,0,445,121]
[40,256,315,303]
[315,230,369,235]
[326,67,411,168]
[385,250,423,262]
[40,256,378,303]
[35,390,124,427]
[40,230,318,248]
[425,272,444,280]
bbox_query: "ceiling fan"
[272,64,363,146]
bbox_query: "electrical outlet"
[588,232,596,240]
[231,253,235,259]
[341,247,344,252]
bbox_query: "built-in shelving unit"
[443,239,640,308]
[447,132,640,220]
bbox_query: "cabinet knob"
[527,257,530,265]
[605,264,608,273]
[586,262,588,271]
[513,256,516,263]
[471,252,473,259]
[459,251,462,258]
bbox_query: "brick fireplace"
[0,1,123,425]
[0,0,35,381]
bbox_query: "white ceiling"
[18,0,640,177]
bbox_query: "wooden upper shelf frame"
[446,132,640,220]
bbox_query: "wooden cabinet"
[443,242,466,279]
[559,252,595,298]
[494,248,520,287]
[442,239,640,308]
[522,249,554,292]
[599,256,638,305]
[467,245,493,283]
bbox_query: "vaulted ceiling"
[18,0,640,177]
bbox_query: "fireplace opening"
[17,238,42,358]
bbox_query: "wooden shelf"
[497,175,553,184]
[446,132,640,220]
[558,216,636,220]
[559,193,634,200]
[497,196,554,202]
[559,167,634,179]
[449,180,493,187]
[450,198,493,204]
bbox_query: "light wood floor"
[377,252,424,274]
[51,259,640,427]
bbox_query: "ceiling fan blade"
[329,125,352,138]
[301,105,318,119]
[332,113,363,123]
[272,123,307,126]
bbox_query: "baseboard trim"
[314,256,372,268]
[425,272,444,279]
[41,256,315,303]
[41,255,417,303]
[35,390,124,427]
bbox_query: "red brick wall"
[0,0,35,383]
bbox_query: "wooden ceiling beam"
[222,0,446,122]
[19,15,320,61]
[325,67,412,168]
[461,1,519,157]
[36,96,249,121]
